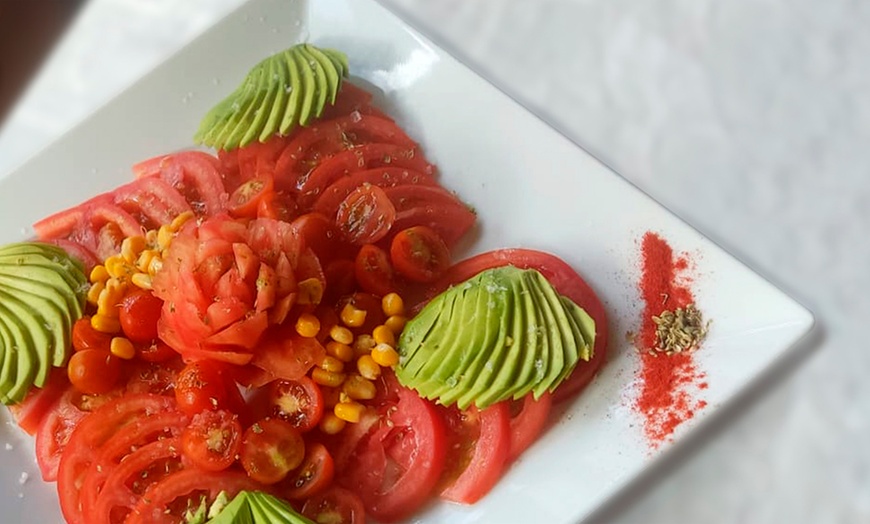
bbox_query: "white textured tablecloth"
[0,1,865,522]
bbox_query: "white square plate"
[0,0,815,522]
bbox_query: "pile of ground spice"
[635,232,708,447]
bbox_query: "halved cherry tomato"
[312,167,436,220]
[268,376,324,432]
[288,212,354,265]
[354,244,396,297]
[258,190,299,222]
[72,317,112,352]
[136,339,176,363]
[119,290,163,343]
[302,486,366,524]
[507,392,552,462]
[229,174,274,218]
[335,183,396,245]
[181,409,242,472]
[240,418,305,484]
[285,442,335,500]
[390,226,451,283]
[174,360,239,417]
[67,349,121,395]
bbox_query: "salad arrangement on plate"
[0,43,608,524]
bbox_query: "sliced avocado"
[520,273,550,399]
[0,260,85,314]
[297,46,329,121]
[526,271,564,397]
[563,296,596,361]
[453,269,515,410]
[260,50,291,142]
[0,275,69,368]
[205,491,252,524]
[322,48,349,77]
[397,288,463,382]
[210,61,266,148]
[0,298,37,403]
[0,288,52,390]
[554,297,594,387]
[396,287,459,378]
[293,47,318,127]
[0,252,87,292]
[196,78,252,145]
[247,492,314,523]
[224,61,273,150]
[0,315,16,403]
[241,56,283,148]
[475,269,530,408]
[501,269,542,401]
[304,45,342,104]
[278,49,305,136]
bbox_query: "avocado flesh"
[206,491,314,524]
[260,50,291,143]
[0,280,66,375]
[396,289,463,382]
[498,270,542,402]
[293,48,318,127]
[0,298,38,403]
[221,62,270,150]
[0,252,87,293]
[526,271,567,397]
[0,315,17,404]
[297,46,329,121]
[305,45,341,104]
[565,296,596,360]
[322,48,349,77]
[416,283,490,401]
[556,297,594,386]
[241,56,282,148]
[278,49,305,136]
[205,491,251,524]
[453,269,517,410]
[395,288,459,377]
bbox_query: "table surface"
[0,0,865,522]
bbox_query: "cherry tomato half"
[268,377,324,432]
[335,183,396,245]
[119,290,163,343]
[301,486,366,524]
[229,174,274,218]
[354,244,396,297]
[136,339,177,363]
[181,409,242,472]
[174,361,238,417]
[72,317,112,352]
[390,226,451,283]
[240,418,305,484]
[67,349,121,395]
[285,442,335,500]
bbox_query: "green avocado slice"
[452,268,514,410]
[195,76,252,145]
[278,49,305,136]
[398,288,464,383]
[210,61,266,148]
[241,56,283,148]
[501,269,543,401]
[555,297,594,387]
[247,491,314,523]
[0,297,38,402]
[204,491,251,524]
[526,271,565,397]
[260,51,290,143]
[0,274,71,368]
[563,296,595,361]
[293,47,318,127]
[396,288,459,380]
[0,253,87,294]
[297,46,329,121]
[0,261,85,314]
[304,44,342,104]
[224,60,274,150]
[0,288,53,391]
[322,48,349,77]
[0,315,16,403]
[532,270,578,392]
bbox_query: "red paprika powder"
[636,232,707,447]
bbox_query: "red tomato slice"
[387,202,476,249]
[427,249,609,403]
[258,189,299,222]
[174,360,241,417]
[335,183,396,246]
[284,442,335,500]
[339,385,447,522]
[181,409,242,472]
[123,359,182,395]
[139,151,229,216]
[288,212,354,266]
[48,239,99,274]
[268,376,324,432]
[323,259,357,306]
[35,387,87,481]
[240,417,306,484]
[383,184,467,213]
[319,81,392,121]
[252,331,326,382]
[389,226,451,284]
[302,486,367,524]
[113,177,191,229]
[298,143,435,207]
[9,368,69,436]
[507,392,552,462]
[229,173,274,218]
[354,244,396,297]
[125,469,261,524]
[438,402,511,505]
[312,167,436,220]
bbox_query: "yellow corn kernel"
[320,355,345,373]
[104,255,128,279]
[329,325,354,345]
[326,341,354,363]
[156,225,174,251]
[311,368,346,388]
[353,334,376,356]
[343,375,376,401]
[385,315,407,334]
[168,211,195,232]
[382,293,405,317]
[356,354,381,380]
[147,256,164,276]
[110,337,136,360]
[89,265,110,284]
[86,281,105,306]
[121,236,146,264]
[295,313,321,338]
[340,303,367,328]
[145,229,158,246]
[91,314,120,334]
[334,401,365,423]
[372,343,400,368]
[372,325,395,346]
[297,278,324,305]
[131,273,152,290]
[136,249,158,273]
[97,287,121,317]
[319,412,346,434]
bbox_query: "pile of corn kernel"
[294,292,407,434]
[85,211,194,359]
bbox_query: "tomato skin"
[507,392,552,462]
[72,317,112,352]
[390,226,451,283]
[136,339,176,363]
[240,418,306,484]
[181,409,242,472]
[335,183,396,245]
[284,442,335,500]
[67,349,122,395]
[35,388,87,481]
[9,368,69,435]
[302,486,366,524]
[268,376,324,432]
[354,244,396,297]
[174,360,239,417]
[229,173,275,218]
[119,290,163,343]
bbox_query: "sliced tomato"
[507,392,552,462]
[237,134,292,184]
[268,376,324,432]
[134,151,228,216]
[258,189,299,222]
[320,81,391,121]
[427,249,609,403]
[240,417,306,484]
[302,486,367,524]
[113,177,191,229]
[35,387,87,481]
[48,239,100,273]
[9,368,69,435]
[174,360,241,417]
[323,259,357,306]
[251,330,326,382]
[437,402,510,505]
[354,244,396,297]
[229,173,274,218]
[288,212,354,265]
[312,167,436,219]
[124,359,182,396]
[389,226,451,284]
[181,409,242,472]
[387,202,475,249]
[335,183,396,245]
[284,442,335,500]
[136,339,177,363]
[72,317,112,352]
[125,469,261,524]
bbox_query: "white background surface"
[0,1,863,523]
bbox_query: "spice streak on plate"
[635,232,708,448]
